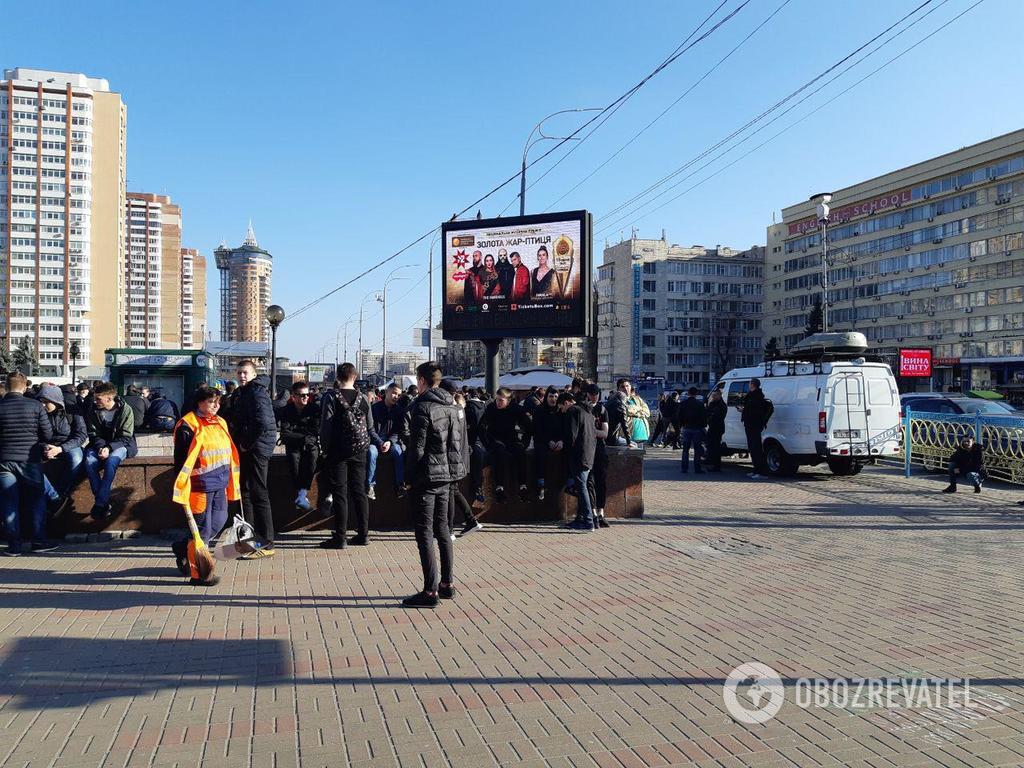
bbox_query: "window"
[641,317,655,329]
[831,376,863,407]
[642,262,657,274]
[868,379,893,406]
[726,380,750,407]
[642,299,656,311]
[642,280,657,292]
[642,335,655,347]
[642,354,655,366]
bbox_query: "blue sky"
[4,0,1021,362]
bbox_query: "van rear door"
[863,368,902,457]
[827,372,871,458]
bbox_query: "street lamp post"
[336,314,357,371]
[381,265,416,380]
[515,107,601,366]
[266,304,285,399]
[811,192,833,334]
[358,291,381,379]
[69,340,80,386]
[428,233,440,363]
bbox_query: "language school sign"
[788,188,913,235]
[899,348,933,378]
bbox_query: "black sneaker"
[974,484,982,494]
[459,520,483,537]
[347,535,370,546]
[438,584,456,600]
[2,543,23,557]
[518,484,529,501]
[31,541,59,553]
[402,591,438,609]
[597,517,610,529]
[90,504,110,520]
[942,485,957,494]
[318,536,347,549]
[175,554,190,576]
[494,486,505,502]
[47,495,71,516]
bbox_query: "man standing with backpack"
[739,378,772,479]
[402,361,463,608]
[319,363,374,549]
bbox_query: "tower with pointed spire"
[214,223,273,343]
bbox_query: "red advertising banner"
[899,348,933,377]
[787,188,913,236]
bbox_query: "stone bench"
[54,447,644,537]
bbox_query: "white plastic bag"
[214,514,258,560]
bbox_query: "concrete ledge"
[56,448,643,536]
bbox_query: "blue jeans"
[43,444,85,499]
[680,428,705,473]
[572,468,594,526]
[0,461,47,546]
[84,445,128,508]
[367,443,404,488]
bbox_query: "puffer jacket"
[404,387,465,486]
[229,375,277,457]
[0,392,52,463]
[47,405,87,449]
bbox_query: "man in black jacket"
[583,384,611,528]
[278,380,320,511]
[674,388,707,475]
[463,389,487,502]
[530,387,563,501]
[557,393,597,531]
[124,386,149,432]
[479,388,532,502]
[145,391,179,433]
[37,384,87,510]
[319,363,376,549]
[703,388,728,472]
[0,372,54,555]
[943,435,985,493]
[368,383,407,500]
[739,378,771,478]
[230,361,278,555]
[402,361,464,608]
[84,382,137,520]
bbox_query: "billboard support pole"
[484,338,501,396]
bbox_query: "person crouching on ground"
[943,435,985,494]
[402,362,464,608]
[171,386,241,581]
[83,382,138,520]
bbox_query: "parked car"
[899,394,1019,416]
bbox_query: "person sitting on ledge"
[943,435,985,494]
[83,382,137,520]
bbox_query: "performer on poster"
[463,250,483,305]
[510,252,530,302]
[531,245,555,298]
[476,254,502,301]
[496,248,514,296]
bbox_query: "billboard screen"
[306,363,335,384]
[898,348,932,377]
[441,210,592,341]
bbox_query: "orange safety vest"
[172,411,241,506]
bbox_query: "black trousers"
[587,447,608,510]
[286,444,319,491]
[327,453,369,538]
[705,428,724,470]
[447,481,475,531]
[745,425,766,474]
[470,442,486,492]
[488,439,527,488]
[534,444,563,487]
[413,482,453,593]
[240,451,274,543]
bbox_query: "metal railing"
[901,407,1024,485]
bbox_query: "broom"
[184,506,218,585]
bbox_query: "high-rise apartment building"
[181,248,206,347]
[125,192,182,348]
[215,223,272,343]
[596,235,764,387]
[766,129,1024,391]
[0,67,127,373]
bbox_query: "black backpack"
[762,398,775,427]
[322,390,371,459]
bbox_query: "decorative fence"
[902,408,1024,485]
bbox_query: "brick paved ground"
[3,452,1024,768]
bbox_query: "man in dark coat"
[530,386,563,501]
[557,392,597,531]
[402,362,464,608]
[37,384,87,510]
[83,382,137,520]
[124,386,149,432]
[479,387,532,501]
[739,378,771,478]
[277,380,321,511]
[943,435,985,493]
[145,392,179,433]
[703,388,728,472]
[368,383,407,499]
[463,388,487,502]
[229,361,278,554]
[674,388,707,474]
[0,372,54,554]
[583,384,611,528]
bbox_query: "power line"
[285,2,754,324]
[594,0,943,233]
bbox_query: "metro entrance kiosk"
[104,348,216,410]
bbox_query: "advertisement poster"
[306,363,335,384]
[441,211,591,341]
[898,348,932,377]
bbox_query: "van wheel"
[764,441,797,477]
[828,457,863,476]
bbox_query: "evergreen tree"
[12,336,39,376]
[764,337,781,361]
[0,346,13,375]
[804,300,824,337]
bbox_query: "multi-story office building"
[596,235,765,387]
[215,223,272,343]
[180,248,206,347]
[125,192,181,348]
[0,67,127,374]
[766,129,1024,391]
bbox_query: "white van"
[718,356,902,477]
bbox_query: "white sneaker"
[367,485,376,500]
[450,534,457,542]
[538,486,545,501]
[747,473,763,479]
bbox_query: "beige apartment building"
[766,129,1024,392]
[215,223,272,343]
[181,247,206,347]
[0,67,126,374]
[596,235,765,388]
[125,192,180,348]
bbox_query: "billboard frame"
[440,210,592,342]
